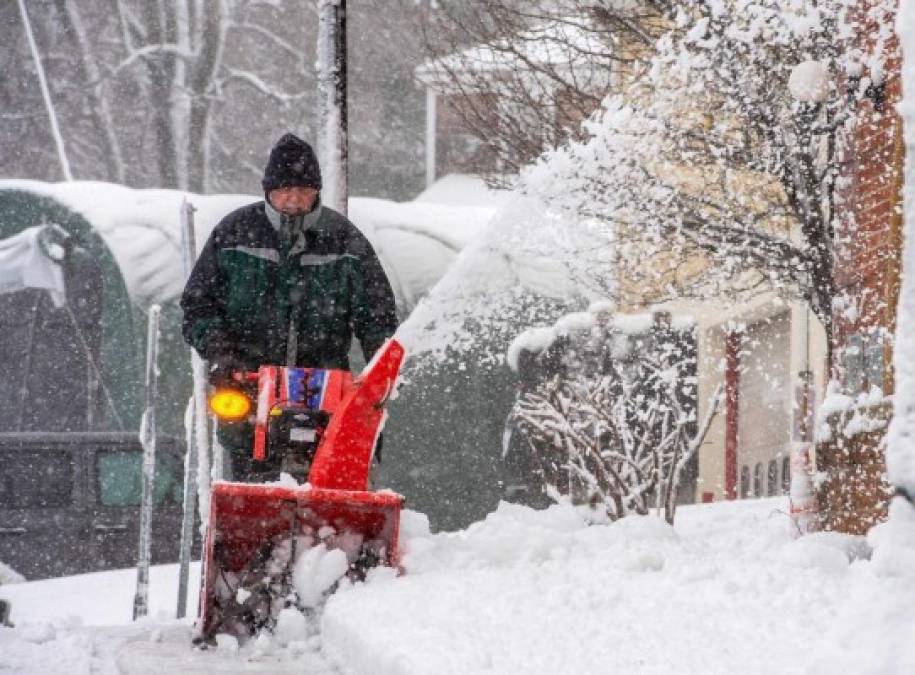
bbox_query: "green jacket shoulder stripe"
[299,253,358,266]
[222,245,280,263]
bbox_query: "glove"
[208,353,246,387]
[201,330,234,360]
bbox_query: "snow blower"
[194,339,406,643]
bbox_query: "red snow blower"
[194,339,406,642]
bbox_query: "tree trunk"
[186,0,227,193]
[55,0,125,183]
[143,1,180,188]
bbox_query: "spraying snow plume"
[396,189,615,366]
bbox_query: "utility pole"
[317,0,347,215]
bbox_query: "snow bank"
[807,498,915,674]
[0,561,25,586]
[321,497,859,675]
[0,561,200,626]
[4,497,915,673]
[0,616,105,675]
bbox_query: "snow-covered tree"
[533,0,865,338]
[430,0,896,347]
[422,0,669,177]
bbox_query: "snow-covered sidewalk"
[2,497,914,674]
[322,497,905,674]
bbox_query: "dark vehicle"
[0,432,188,580]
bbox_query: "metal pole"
[317,0,347,215]
[16,0,73,181]
[176,200,199,619]
[192,350,212,523]
[725,330,741,500]
[425,87,437,189]
[133,303,161,620]
[15,295,41,431]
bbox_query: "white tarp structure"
[0,225,66,307]
[0,179,497,315]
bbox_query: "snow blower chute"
[195,339,405,642]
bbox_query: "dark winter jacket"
[180,200,397,372]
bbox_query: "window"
[865,331,884,391]
[96,449,182,507]
[0,449,73,509]
[781,456,791,494]
[740,465,750,499]
[753,463,763,498]
[767,460,778,496]
[845,334,865,392]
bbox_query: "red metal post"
[725,330,741,499]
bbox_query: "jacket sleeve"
[350,236,398,361]
[180,228,234,360]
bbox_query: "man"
[181,133,397,477]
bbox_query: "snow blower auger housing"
[195,339,406,642]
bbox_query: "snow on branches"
[403,0,894,367]
[464,0,891,343]
[507,309,720,524]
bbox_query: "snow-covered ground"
[2,496,913,674]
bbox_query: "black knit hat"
[262,133,322,192]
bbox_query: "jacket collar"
[264,197,323,233]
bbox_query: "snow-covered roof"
[0,179,497,311]
[0,180,253,307]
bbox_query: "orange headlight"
[209,388,252,421]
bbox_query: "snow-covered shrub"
[507,310,719,524]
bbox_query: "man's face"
[268,186,319,215]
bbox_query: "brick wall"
[833,0,904,392]
[819,0,903,532]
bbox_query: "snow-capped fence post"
[133,303,161,620]
[176,199,203,619]
[317,0,347,215]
